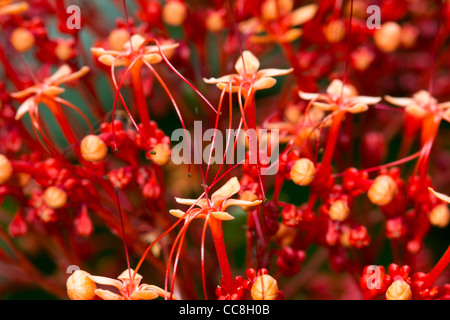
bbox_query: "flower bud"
[55,41,74,61]
[368,175,398,206]
[162,1,187,26]
[206,10,225,32]
[385,280,412,300]
[150,143,171,166]
[429,204,450,228]
[329,199,349,221]
[290,158,315,186]
[66,270,97,300]
[323,19,346,43]
[11,27,35,52]
[374,22,401,53]
[43,186,67,209]
[251,274,278,300]
[80,135,108,162]
[0,154,13,184]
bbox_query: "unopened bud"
[11,27,35,52]
[329,199,349,221]
[290,158,315,186]
[80,135,108,162]
[0,154,13,184]
[385,280,412,300]
[108,28,130,51]
[66,270,97,300]
[368,175,398,206]
[162,1,187,26]
[150,143,171,166]
[251,274,278,300]
[374,22,402,53]
[206,11,225,32]
[43,186,67,209]
[429,204,450,228]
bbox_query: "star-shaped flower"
[10,64,90,120]
[91,34,178,67]
[203,50,292,98]
[238,0,318,43]
[299,79,381,114]
[169,177,262,221]
[385,90,450,121]
[87,268,176,300]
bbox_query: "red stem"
[424,244,450,288]
[130,65,151,137]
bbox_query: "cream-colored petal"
[144,42,180,55]
[117,269,142,282]
[299,91,320,101]
[169,209,187,219]
[90,47,121,57]
[223,199,262,210]
[253,77,277,91]
[279,28,303,43]
[10,86,38,99]
[439,101,450,109]
[130,288,159,300]
[257,68,293,78]
[87,275,123,289]
[203,74,234,84]
[238,17,265,34]
[142,53,163,64]
[289,3,318,26]
[98,55,129,67]
[211,211,235,221]
[94,289,122,300]
[141,284,178,300]
[350,96,381,105]
[42,86,65,96]
[384,95,414,107]
[57,66,90,85]
[313,102,336,112]
[412,90,434,105]
[429,188,450,204]
[123,34,146,51]
[217,83,241,93]
[175,197,208,209]
[249,34,275,44]
[211,177,240,203]
[0,2,29,15]
[347,103,369,114]
[405,104,427,118]
[14,97,34,120]
[235,51,260,76]
[45,64,72,84]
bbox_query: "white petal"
[15,97,34,120]
[289,3,318,26]
[384,95,414,107]
[299,91,320,101]
[257,68,293,78]
[429,188,450,204]
[211,177,240,203]
[235,51,260,75]
[351,96,381,105]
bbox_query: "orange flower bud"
[429,204,450,228]
[66,270,97,300]
[323,19,346,43]
[11,27,35,52]
[43,186,67,209]
[368,175,398,206]
[55,41,74,61]
[108,28,129,51]
[150,143,171,166]
[0,154,13,184]
[80,135,108,162]
[290,158,315,186]
[251,274,278,300]
[162,1,187,26]
[385,280,412,300]
[374,22,402,53]
[206,11,225,32]
[329,199,349,222]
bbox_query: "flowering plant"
[0,0,450,301]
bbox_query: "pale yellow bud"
[329,199,349,222]
[368,175,398,206]
[108,28,129,51]
[324,20,346,43]
[0,154,13,184]
[150,143,171,166]
[11,27,35,52]
[162,1,187,26]
[290,158,315,186]
[43,186,67,209]
[206,11,225,32]
[385,280,412,300]
[374,22,402,53]
[251,274,278,300]
[429,204,450,228]
[66,270,97,300]
[80,135,108,162]
[55,41,74,61]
